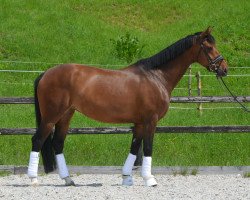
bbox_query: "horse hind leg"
[28,121,55,185]
[52,109,75,186]
[122,124,143,186]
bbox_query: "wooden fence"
[1,96,250,135]
[1,126,250,135]
[1,96,250,104]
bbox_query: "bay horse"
[27,27,228,186]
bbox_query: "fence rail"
[1,126,250,135]
[1,96,250,104]
[1,96,249,136]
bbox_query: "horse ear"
[200,26,212,40]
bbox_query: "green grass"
[172,168,198,176]
[0,0,249,166]
[243,172,250,178]
[0,0,249,67]
[0,170,12,177]
[1,103,249,128]
[190,169,198,176]
[0,133,249,166]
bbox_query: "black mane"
[136,32,215,69]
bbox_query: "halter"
[197,41,224,72]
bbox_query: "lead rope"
[217,77,250,113]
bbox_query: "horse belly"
[73,78,139,123]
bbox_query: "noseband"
[197,42,224,72]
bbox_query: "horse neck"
[159,46,197,94]
[123,45,198,95]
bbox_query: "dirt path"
[0,174,249,200]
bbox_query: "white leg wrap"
[122,153,136,186]
[141,156,152,177]
[141,156,157,187]
[56,153,69,179]
[122,153,137,175]
[27,151,39,178]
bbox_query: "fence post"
[188,65,192,96]
[196,71,202,113]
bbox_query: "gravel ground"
[0,174,249,200]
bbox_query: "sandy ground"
[0,174,249,200]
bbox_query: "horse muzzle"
[216,67,228,77]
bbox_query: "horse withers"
[27,27,228,186]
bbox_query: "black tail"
[34,73,56,173]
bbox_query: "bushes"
[111,33,144,64]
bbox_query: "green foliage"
[111,33,144,64]
[173,168,198,176]
[0,171,11,177]
[0,133,250,166]
[243,172,250,178]
[1,0,249,67]
[173,168,190,176]
[180,168,188,176]
[0,0,249,166]
[191,169,198,176]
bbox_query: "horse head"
[195,27,228,77]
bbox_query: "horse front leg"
[122,124,143,186]
[141,120,157,187]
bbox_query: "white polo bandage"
[27,151,39,178]
[141,156,152,178]
[56,153,69,179]
[122,153,137,175]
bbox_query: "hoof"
[64,176,75,186]
[122,175,133,186]
[143,176,157,187]
[30,177,39,186]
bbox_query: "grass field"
[1,133,250,166]
[0,0,249,166]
